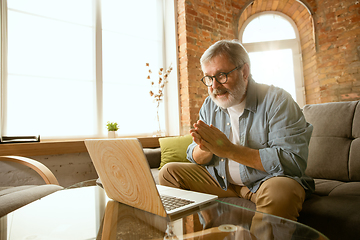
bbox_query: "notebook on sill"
[84,138,217,219]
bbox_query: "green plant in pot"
[106,121,119,138]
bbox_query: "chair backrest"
[0,156,63,217]
[303,101,360,182]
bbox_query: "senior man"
[159,39,314,222]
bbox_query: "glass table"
[0,180,328,240]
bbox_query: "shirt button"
[222,176,225,179]
[221,159,224,162]
[227,122,230,126]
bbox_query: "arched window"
[239,12,305,107]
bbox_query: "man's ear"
[242,63,250,81]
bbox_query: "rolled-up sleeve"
[187,141,197,164]
[259,95,313,178]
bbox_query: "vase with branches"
[146,63,173,135]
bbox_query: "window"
[239,12,305,107]
[1,0,179,140]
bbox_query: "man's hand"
[189,123,211,153]
[191,120,235,159]
[190,120,264,171]
[189,121,213,164]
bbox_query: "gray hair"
[200,39,251,71]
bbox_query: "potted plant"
[106,121,119,138]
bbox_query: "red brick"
[335,8,348,17]
[349,2,360,12]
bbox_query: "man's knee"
[158,162,193,187]
[255,177,305,220]
[159,162,178,186]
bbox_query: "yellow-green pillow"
[158,135,193,169]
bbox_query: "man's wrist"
[193,145,213,165]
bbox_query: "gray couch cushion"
[350,138,360,180]
[143,148,161,168]
[349,102,360,180]
[145,148,161,184]
[328,182,360,196]
[0,184,63,217]
[313,179,344,196]
[304,101,356,137]
[314,179,360,196]
[306,138,351,181]
[303,101,360,181]
[0,185,35,196]
[299,195,360,240]
[353,100,360,137]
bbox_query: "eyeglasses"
[201,66,241,87]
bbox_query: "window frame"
[239,11,305,108]
[0,0,180,140]
[0,0,8,140]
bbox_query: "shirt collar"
[244,76,258,113]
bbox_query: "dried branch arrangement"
[146,63,173,108]
[146,63,173,135]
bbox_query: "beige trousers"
[159,162,305,221]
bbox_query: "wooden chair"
[0,156,63,218]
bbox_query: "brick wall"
[177,0,360,134]
[177,0,235,134]
[316,0,360,102]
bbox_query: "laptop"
[84,138,217,219]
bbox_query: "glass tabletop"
[1,180,328,240]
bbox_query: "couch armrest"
[143,148,161,168]
[0,156,60,185]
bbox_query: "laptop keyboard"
[160,195,195,211]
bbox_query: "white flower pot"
[108,131,117,138]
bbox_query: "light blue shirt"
[187,77,315,195]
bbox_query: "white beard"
[209,77,247,109]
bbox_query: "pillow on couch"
[143,148,161,168]
[158,135,193,170]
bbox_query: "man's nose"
[211,78,221,89]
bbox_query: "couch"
[145,100,360,240]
